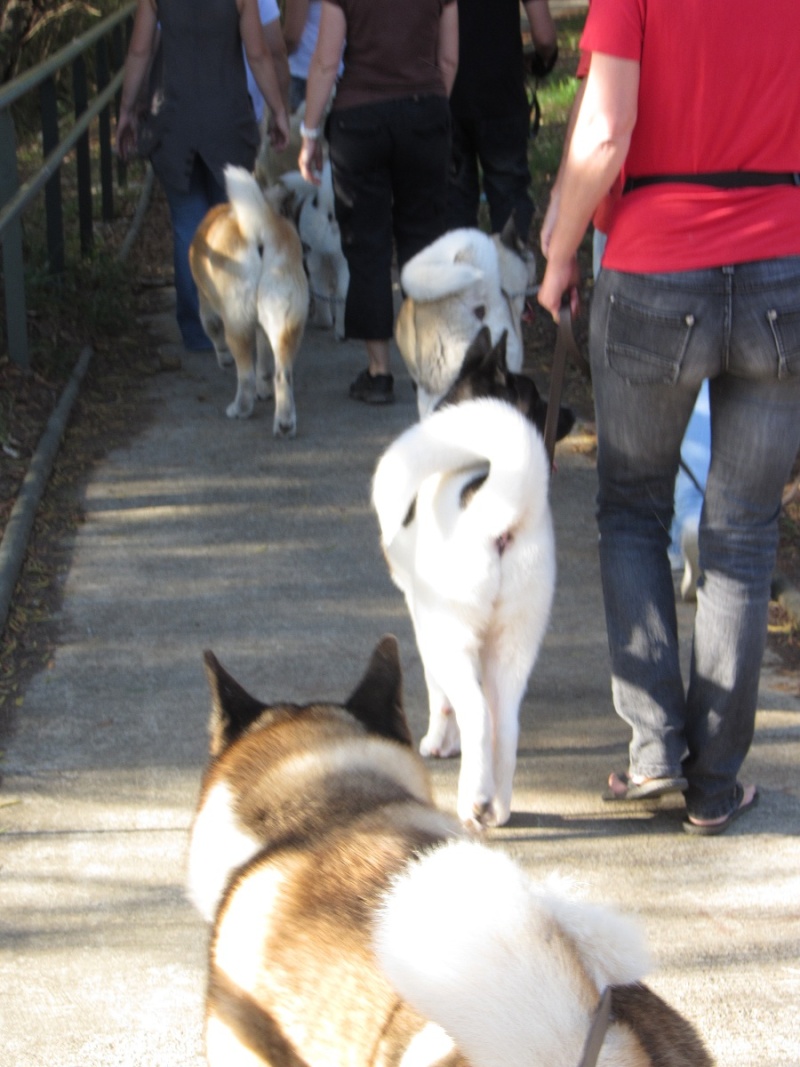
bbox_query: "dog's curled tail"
[372,397,549,549]
[374,840,652,1067]
[223,164,272,248]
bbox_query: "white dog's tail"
[374,840,652,1067]
[372,397,550,549]
[224,164,272,248]
[400,228,500,303]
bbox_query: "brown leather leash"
[542,304,585,469]
[576,986,613,1067]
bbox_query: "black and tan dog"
[187,636,711,1067]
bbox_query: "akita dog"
[437,326,575,443]
[372,373,556,829]
[189,165,308,437]
[395,219,537,417]
[186,636,712,1067]
[273,160,349,340]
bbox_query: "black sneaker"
[348,369,394,404]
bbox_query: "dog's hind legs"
[255,328,273,401]
[267,328,301,437]
[199,304,234,369]
[225,333,257,419]
[419,675,461,758]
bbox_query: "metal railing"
[0,2,136,369]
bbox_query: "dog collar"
[576,987,612,1067]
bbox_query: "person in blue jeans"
[117,0,290,352]
[539,0,800,834]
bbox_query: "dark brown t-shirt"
[149,0,259,191]
[328,0,456,110]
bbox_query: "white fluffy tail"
[400,228,500,303]
[372,397,550,549]
[374,841,652,1067]
[224,164,271,247]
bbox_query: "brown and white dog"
[186,636,712,1067]
[395,219,537,417]
[189,165,308,437]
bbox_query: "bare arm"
[538,52,639,320]
[540,75,587,257]
[298,1,345,183]
[523,0,557,65]
[437,2,459,96]
[262,15,291,111]
[283,0,310,55]
[116,0,158,160]
[239,0,290,148]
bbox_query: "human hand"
[268,109,290,152]
[116,112,137,163]
[298,137,323,186]
[538,255,580,323]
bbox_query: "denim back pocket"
[767,305,800,378]
[605,293,695,385]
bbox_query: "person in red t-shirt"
[539,0,800,834]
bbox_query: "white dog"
[272,161,349,340]
[372,397,555,829]
[189,166,308,436]
[395,221,536,417]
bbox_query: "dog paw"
[226,401,253,419]
[419,734,460,759]
[273,418,297,438]
[216,350,234,369]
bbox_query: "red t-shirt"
[581,0,800,272]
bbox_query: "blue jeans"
[162,156,227,350]
[591,258,800,819]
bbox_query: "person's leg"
[591,268,722,782]
[683,258,800,822]
[163,156,225,351]
[445,114,480,231]
[328,103,395,400]
[390,94,452,270]
[475,110,534,240]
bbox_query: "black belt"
[623,170,800,194]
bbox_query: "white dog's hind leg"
[423,646,496,828]
[225,333,257,419]
[419,674,461,758]
[199,304,234,369]
[254,327,273,400]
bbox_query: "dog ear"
[345,635,413,747]
[460,325,494,375]
[203,650,266,759]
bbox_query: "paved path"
[1,298,799,1066]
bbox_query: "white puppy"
[372,397,555,828]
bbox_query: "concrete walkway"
[1,298,799,1067]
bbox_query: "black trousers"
[447,106,534,240]
[327,95,451,341]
